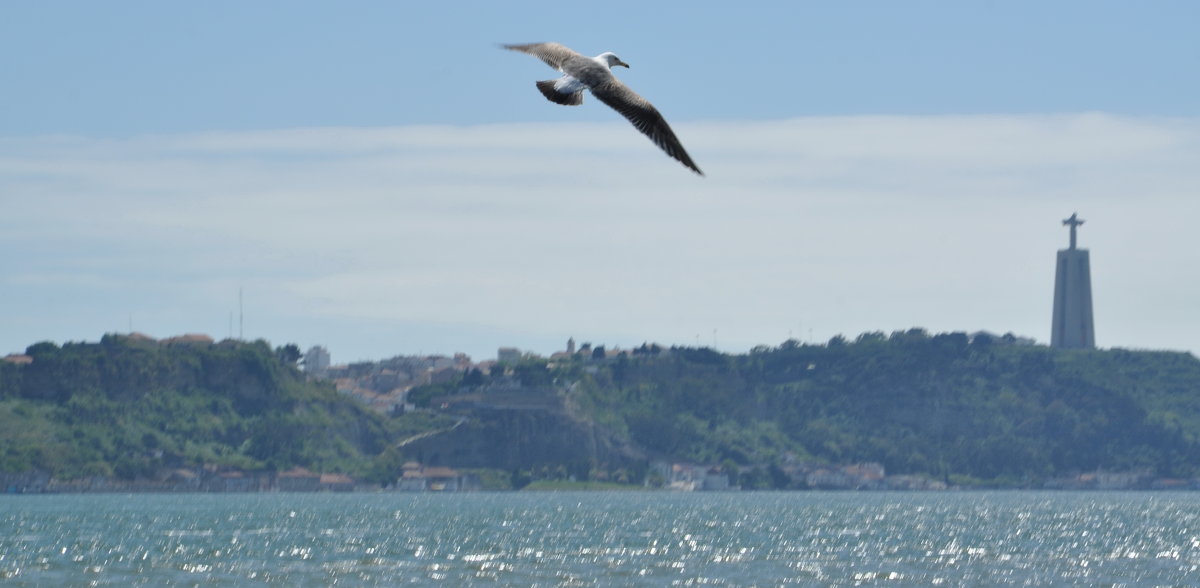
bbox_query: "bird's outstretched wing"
[590,78,703,175]
[502,43,581,71]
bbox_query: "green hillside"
[5,329,1200,489]
[615,333,1200,485]
[414,331,1200,487]
[0,335,395,481]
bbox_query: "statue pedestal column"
[1050,213,1095,349]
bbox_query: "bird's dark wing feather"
[590,79,703,175]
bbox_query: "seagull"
[503,42,703,176]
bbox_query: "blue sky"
[2,1,1199,362]
[5,0,1197,134]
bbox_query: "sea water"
[2,491,1199,586]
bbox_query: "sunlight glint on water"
[2,492,1200,585]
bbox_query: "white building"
[304,345,331,378]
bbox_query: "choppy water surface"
[2,491,1200,585]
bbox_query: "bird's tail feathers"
[536,80,584,106]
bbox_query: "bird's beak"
[616,59,630,68]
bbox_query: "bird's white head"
[597,52,630,69]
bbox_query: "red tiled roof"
[421,467,459,479]
[278,467,317,478]
[320,473,354,484]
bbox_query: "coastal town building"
[396,462,478,491]
[650,462,734,491]
[303,345,330,378]
[497,347,522,364]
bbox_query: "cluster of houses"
[309,339,660,414]
[397,462,481,492]
[316,350,474,413]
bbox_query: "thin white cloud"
[2,114,1197,360]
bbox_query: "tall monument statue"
[1050,212,1095,349]
[1063,212,1083,250]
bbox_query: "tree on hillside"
[275,343,302,366]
